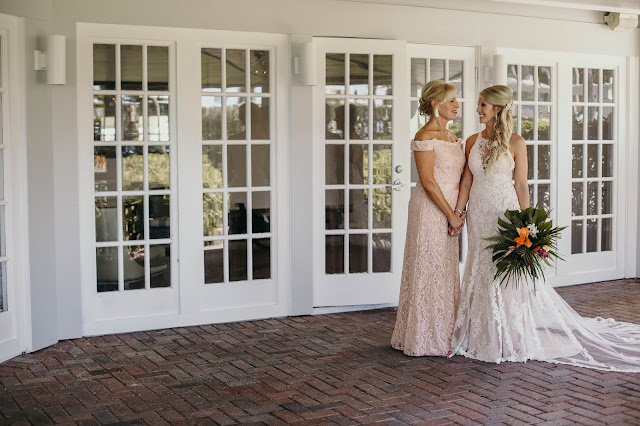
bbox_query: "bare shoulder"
[509,133,526,150]
[414,127,439,141]
[465,133,480,154]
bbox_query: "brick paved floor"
[1,280,640,425]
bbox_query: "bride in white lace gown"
[450,85,640,372]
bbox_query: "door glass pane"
[430,59,444,81]
[226,49,246,93]
[349,144,368,185]
[253,238,271,279]
[372,188,391,229]
[122,146,144,191]
[521,105,534,140]
[229,240,247,281]
[588,68,600,103]
[349,54,369,95]
[521,65,534,101]
[526,145,534,180]
[250,50,270,93]
[603,70,614,103]
[572,68,584,102]
[147,46,169,91]
[95,197,118,242]
[326,53,345,95]
[601,218,612,251]
[93,95,116,142]
[507,64,518,101]
[572,182,583,216]
[204,240,224,284]
[326,99,345,139]
[349,234,368,273]
[123,196,144,240]
[148,145,170,190]
[538,106,550,140]
[251,145,270,187]
[587,107,598,140]
[251,97,269,140]
[202,145,223,188]
[601,144,613,178]
[410,58,426,97]
[349,99,369,140]
[572,106,584,140]
[450,108,463,139]
[372,233,391,273]
[94,146,117,191]
[123,245,145,290]
[149,195,170,239]
[602,107,614,141]
[325,190,344,230]
[149,244,171,288]
[252,191,270,233]
[586,218,598,252]
[120,45,142,90]
[571,220,583,254]
[202,96,222,140]
[537,184,550,210]
[325,144,344,185]
[537,145,550,180]
[449,60,463,97]
[148,96,169,142]
[373,144,392,184]
[227,145,246,187]
[325,235,344,274]
[228,192,247,235]
[587,181,598,216]
[203,193,223,236]
[587,144,598,178]
[201,48,222,92]
[601,181,612,215]
[572,144,583,178]
[537,66,551,102]
[227,97,246,140]
[122,95,144,141]
[349,189,368,229]
[373,55,392,95]
[93,44,115,90]
[96,247,118,292]
[373,100,392,140]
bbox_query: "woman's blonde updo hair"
[418,80,456,117]
[479,85,514,172]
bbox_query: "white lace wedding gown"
[451,133,640,372]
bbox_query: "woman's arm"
[455,135,475,215]
[512,134,530,209]
[415,149,464,230]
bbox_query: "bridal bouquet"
[486,207,566,288]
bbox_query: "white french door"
[313,39,476,307]
[0,13,28,362]
[78,25,289,335]
[500,49,628,286]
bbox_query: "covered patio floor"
[1,280,639,425]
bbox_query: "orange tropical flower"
[503,245,516,257]
[514,227,532,248]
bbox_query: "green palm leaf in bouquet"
[485,207,566,289]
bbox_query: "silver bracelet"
[454,208,466,216]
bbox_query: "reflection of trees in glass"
[449,119,462,138]
[372,148,392,227]
[123,198,144,241]
[203,194,224,237]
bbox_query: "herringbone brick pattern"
[1,280,640,425]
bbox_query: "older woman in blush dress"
[391,80,466,356]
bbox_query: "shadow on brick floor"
[1,280,640,425]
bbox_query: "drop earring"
[434,109,439,118]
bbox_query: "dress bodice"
[411,138,466,188]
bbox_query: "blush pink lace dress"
[391,139,466,356]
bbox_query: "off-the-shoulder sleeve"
[411,139,435,151]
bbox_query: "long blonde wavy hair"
[418,80,456,117]
[480,85,514,171]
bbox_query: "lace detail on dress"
[451,132,640,372]
[391,139,465,356]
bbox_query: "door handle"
[386,179,405,192]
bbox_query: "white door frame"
[499,47,635,286]
[0,13,31,363]
[77,24,290,335]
